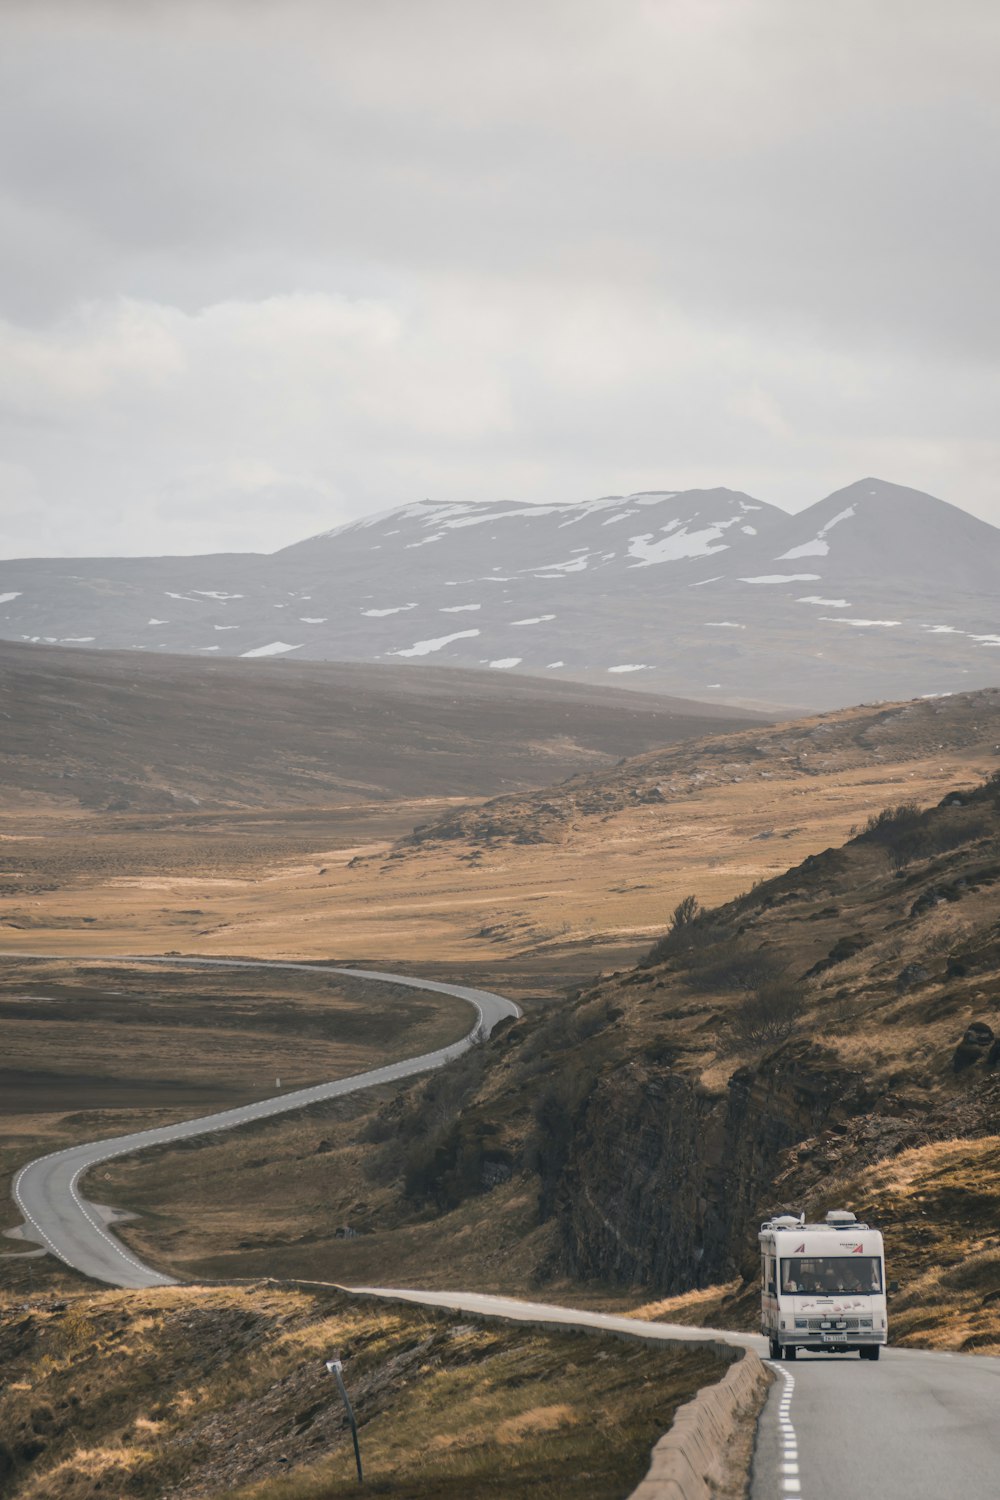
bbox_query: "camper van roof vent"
[825,1209,857,1226]
[760,1214,801,1232]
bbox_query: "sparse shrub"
[860,801,926,869]
[402,1116,506,1210]
[730,981,802,1048]
[858,798,991,871]
[642,894,714,966]
[681,937,786,996]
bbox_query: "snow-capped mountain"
[3,478,998,710]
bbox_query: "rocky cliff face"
[545,1043,872,1292]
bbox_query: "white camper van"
[759,1209,890,1360]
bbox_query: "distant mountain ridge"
[3,477,998,710]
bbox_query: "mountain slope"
[398,686,1000,848]
[0,640,763,812]
[348,767,1000,1342]
[2,478,998,710]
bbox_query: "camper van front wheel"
[769,1338,781,1359]
[783,1345,797,1360]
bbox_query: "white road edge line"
[767,1363,802,1497]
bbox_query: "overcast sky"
[2,0,999,558]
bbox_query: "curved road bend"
[9,956,521,1290]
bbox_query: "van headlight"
[795,1319,807,1329]
[860,1319,872,1329]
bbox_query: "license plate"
[822,1331,847,1341]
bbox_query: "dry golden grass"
[0,1283,727,1500]
[0,751,984,970]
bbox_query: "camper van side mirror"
[888,1280,899,1294]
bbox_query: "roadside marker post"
[325,1355,364,1484]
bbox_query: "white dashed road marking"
[769,1363,802,1496]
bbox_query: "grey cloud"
[0,0,998,555]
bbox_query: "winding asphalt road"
[9,956,1000,1497]
[8,955,520,1289]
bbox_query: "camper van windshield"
[780,1257,882,1295]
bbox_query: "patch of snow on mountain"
[777,503,856,560]
[362,604,417,617]
[241,642,304,657]
[798,596,850,607]
[214,624,240,630]
[198,645,221,651]
[300,617,327,623]
[533,555,591,574]
[820,618,900,628]
[628,527,729,566]
[390,629,480,658]
[690,576,724,587]
[0,592,22,604]
[705,621,745,628]
[311,500,442,539]
[739,574,821,584]
[546,661,565,668]
[554,494,646,527]
[923,624,963,634]
[778,539,829,559]
[440,604,481,613]
[165,591,198,601]
[512,614,556,625]
[148,617,168,625]
[970,634,1000,646]
[601,510,638,525]
[60,636,95,643]
[741,526,757,535]
[405,533,446,549]
[608,664,650,673]
[192,590,244,600]
[442,506,560,529]
[489,657,522,669]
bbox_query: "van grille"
[806,1317,860,1331]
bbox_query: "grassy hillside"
[0,1284,726,1500]
[0,641,763,812]
[401,687,1000,847]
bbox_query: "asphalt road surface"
[751,1345,1000,1500]
[9,955,521,1289]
